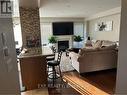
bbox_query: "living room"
[2,0,127,95]
[13,0,121,95]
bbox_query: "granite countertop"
[18,53,55,59]
[18,46,54,59]
[18,51,54,59]
[18,53,43,59]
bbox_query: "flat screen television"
[52,22,73,35]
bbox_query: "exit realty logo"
[0,0,13,18]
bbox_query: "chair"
[46,46,56,61]
[47,51,63,85]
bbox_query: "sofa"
[69,40,118,73]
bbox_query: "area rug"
[60,52,75,72]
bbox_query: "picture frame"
[95,21,113,32]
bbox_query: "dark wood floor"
[48,87,81,95]
[21,78,81,95]
[63,69,116,95]
[82,69,116,94]
[22,69,116,95]
[48,78,81,95]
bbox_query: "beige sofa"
[69,40,118,73]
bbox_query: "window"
[40,23,52,45]
[74,22,85,38]
[13,23,22,48]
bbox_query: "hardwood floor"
[82,69,116,94]
[21,75,80,95]
[48,77,81,95]
[48,87,81,95]
[21,85,80,95]
[63,69,116,95]
[21,88,49,95]
[21,69,116,95]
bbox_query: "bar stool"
[47,51,63,85]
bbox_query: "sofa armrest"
[69,52,79,60]
[69,52,80,72]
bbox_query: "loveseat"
[69,40,118,73]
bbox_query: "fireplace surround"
[55,35,73,51]
[58,41,69,51]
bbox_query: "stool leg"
[52,66,55,86]
[47,65,49,72]
[58,65,62,82]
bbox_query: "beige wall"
[88,13,121,41]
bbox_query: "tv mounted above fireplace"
[52,22,74,35]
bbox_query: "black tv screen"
[52,22,73,35]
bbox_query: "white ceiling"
[39,0,121,18]
[14,0,121,18]
[19,0,40,8]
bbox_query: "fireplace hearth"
[58,41,69,52]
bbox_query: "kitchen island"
[18,47,54,91]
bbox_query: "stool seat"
[47,60,59,66]
[46,56,55,61]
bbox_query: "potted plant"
[48,36,57,47]
[73,35,83,48]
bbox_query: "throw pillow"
[93,40,102,48]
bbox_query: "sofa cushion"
[101,40,116,47]
[79,47,98,55]
[100,44,117,50]
[79,40,116,56]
